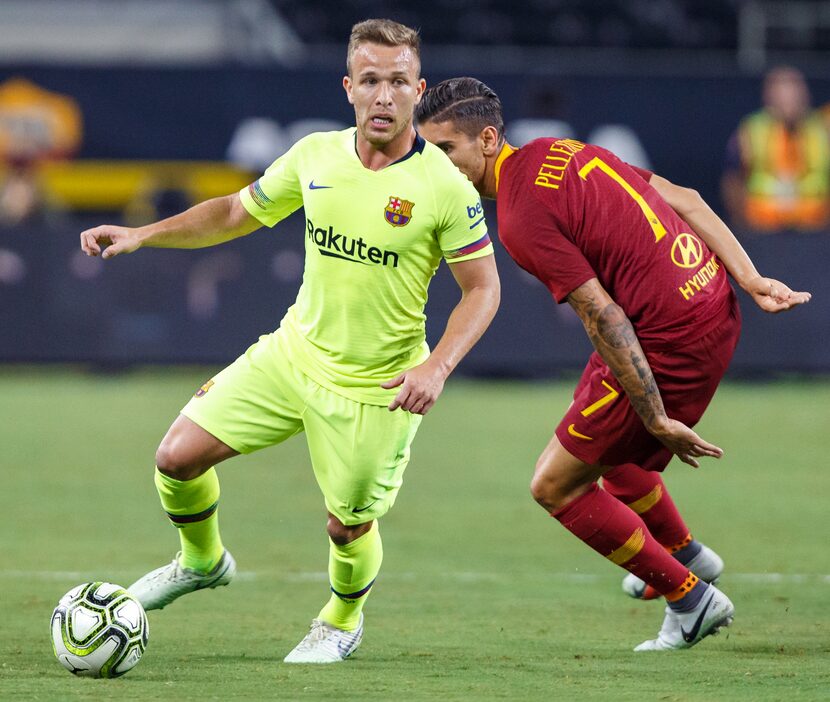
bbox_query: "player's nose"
[375,81,393,104]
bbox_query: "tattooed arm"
[567,278,723,467]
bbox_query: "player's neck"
[355,127,416,171]
[482,142,517,200]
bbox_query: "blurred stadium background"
[1,0,828,373]
[2,3,829,699]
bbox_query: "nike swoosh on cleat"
[308,181,333,190]
[680,592,715,643]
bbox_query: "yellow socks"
[318,522,382,631]
[154,467,224,573]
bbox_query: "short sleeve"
[239,142,305,227]
[627,164,653,183]
[503,211,596,304]
[436,175,494,264]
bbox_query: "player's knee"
[155,438,198,480]
[530,471,557,510]
[530,460,570,511]
[326,516,372,545]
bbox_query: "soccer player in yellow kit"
[79,20,499,663]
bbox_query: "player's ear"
[343,76,354,104]
[480,126,500,156]
[414,78,426,104]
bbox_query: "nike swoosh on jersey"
[308,180,333,190]
[680,592,715,643]
[567,424,593,440]
[352,501,377,513]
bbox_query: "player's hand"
[382,360,447,415]
[744,276,811,313]
[80,225,143,259]
[648,417,723,468]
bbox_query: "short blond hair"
[346,19,421,76]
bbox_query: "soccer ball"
[50,582,149,678]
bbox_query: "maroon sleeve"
[502,213,597,304]
[627,164,653,182]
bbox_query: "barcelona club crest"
[384,196,414,227]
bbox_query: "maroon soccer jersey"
[496,138,733,347]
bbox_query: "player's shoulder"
[511,136,595,167]
[262,128,353,174]
[289,128,354,154]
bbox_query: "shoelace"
[295,620,332,650]
[146,556,187,584]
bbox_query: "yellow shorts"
[181,330,422,525]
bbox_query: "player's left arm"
[567,277,722,468]
[382,255,500,415]
[647,174,812,313]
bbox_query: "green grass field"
[1,367,828,701]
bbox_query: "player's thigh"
[180,336,305,455]
[303,387,422,526]
[555,354,658,468]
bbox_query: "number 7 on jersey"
[577,157,667,243]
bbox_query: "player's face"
[344,43,425,149]
[419,120,488,193]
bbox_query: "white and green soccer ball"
[50,582,149,678]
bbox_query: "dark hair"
[416,77,505,141]
[347,19,421,76]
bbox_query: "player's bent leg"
[129,415,240,610]
[535,436,733,650]
[284,515,377,664]
[287,385,421,663]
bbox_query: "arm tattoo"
[568,284,666,428]
[597,304,638,349]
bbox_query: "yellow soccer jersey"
[239,128,493,405]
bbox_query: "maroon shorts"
[555,297,741,470]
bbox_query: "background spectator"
[721,66,830,233]
[0,77,83,225]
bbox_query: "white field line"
[1,570,829,584]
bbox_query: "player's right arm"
[567,277,723,468]
[647,174,812,313]
[80,194,261,259]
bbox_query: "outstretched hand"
[381,360,447,415]
[745,276,811,313]
[80,225,142,259]
[648,417,723,468]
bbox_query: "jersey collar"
[494,142,518,194]
[352,130,426,168]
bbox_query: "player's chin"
[365,121,402,141]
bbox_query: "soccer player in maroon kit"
[417,78,812,650]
